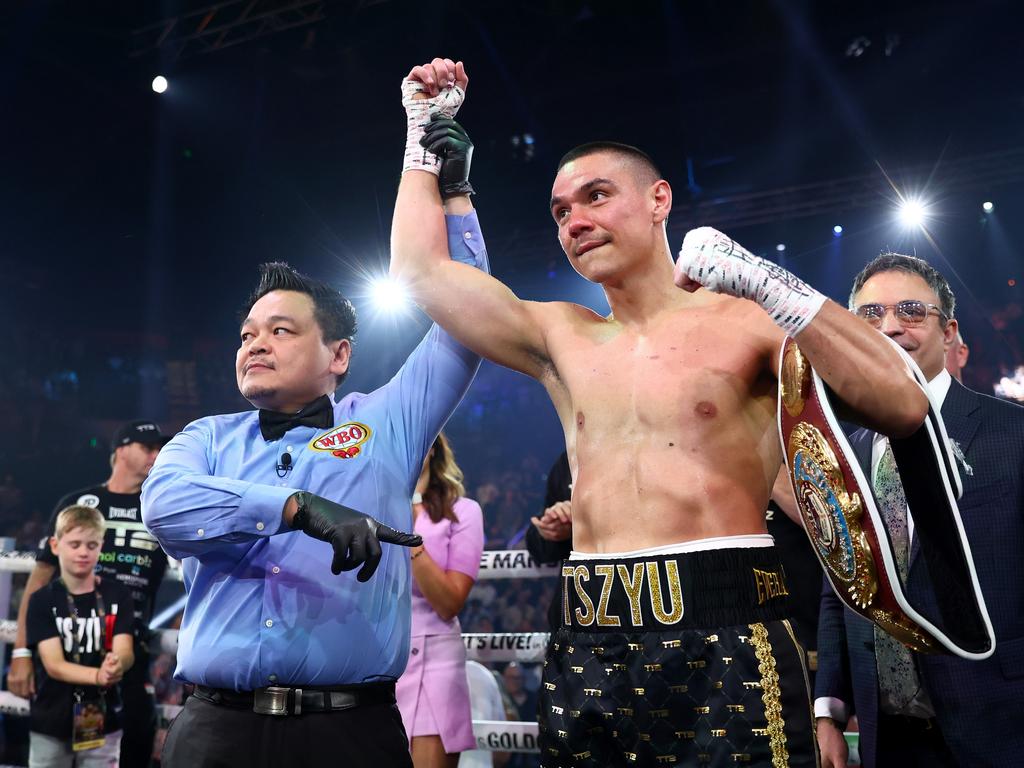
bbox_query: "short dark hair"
[240,262,358,385]
[557,141,662,186]
[850,252,956,319]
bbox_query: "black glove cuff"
[441,180,475,200]
[289,491,310,531]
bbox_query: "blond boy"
[25,505,135,768]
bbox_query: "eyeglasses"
[853,300,948,327]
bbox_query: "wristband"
[678,227,827,336]
[401,78,464,176]
[410,548,426,561]
[11,648,32,659]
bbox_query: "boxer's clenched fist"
[401,57,468,175]
[675,226,826,336]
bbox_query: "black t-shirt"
[37,484,168,639]
[26,579,135,739]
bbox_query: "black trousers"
[120,674,157,768]
[162,694,413,768]
[876,713,958,768]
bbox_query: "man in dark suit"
[527,451,572,630]
[815,253,1024,767]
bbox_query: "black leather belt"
[192,682,395,716]
[880,712,937,730]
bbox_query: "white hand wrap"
[678,227,827,336]
[401,78,465,175]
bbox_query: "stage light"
[898,199,928,229]
[982,201,994,213]
[833,225,843,236]
[152,75,168,94]
[370,277,409,313]
[775,243,786,253]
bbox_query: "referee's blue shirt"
[142,212,487,691]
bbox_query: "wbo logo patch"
[310,422,371,459]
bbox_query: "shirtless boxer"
[392,59,928,767]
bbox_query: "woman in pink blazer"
[397,433,485,768]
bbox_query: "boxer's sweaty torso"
[538,291,785,553]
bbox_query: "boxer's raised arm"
[676,227,928,439]
[390,59,551,380]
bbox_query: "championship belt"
[777,337,994,659]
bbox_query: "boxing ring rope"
[0,549,862,761]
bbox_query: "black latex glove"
[289,491,422,581]
[420,113,475,200]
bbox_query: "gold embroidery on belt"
[594,564,622,626]
[647,560,684,624]
[561,566,574,626]
[572,565,595,625]
[617,562,646,626]
[749,622,789,768]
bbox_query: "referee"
[141,198,488,766]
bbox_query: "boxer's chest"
[554,312,770,437]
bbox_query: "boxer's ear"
[651,179,672,225]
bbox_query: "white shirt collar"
[928,368,953,410]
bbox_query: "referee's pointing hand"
[288,491,422,582]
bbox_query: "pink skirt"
[396,633,475,753]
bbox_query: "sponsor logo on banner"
[463,632,549,662]
[309,422,371,459]
[473,722,539,753]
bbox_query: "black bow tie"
[259,395,334,442]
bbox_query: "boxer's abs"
[565,403,781,554]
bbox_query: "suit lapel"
[939,379,981,455]
[849,428,874,477]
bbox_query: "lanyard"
[58,579,108,666]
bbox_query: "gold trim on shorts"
[749,622,789,767]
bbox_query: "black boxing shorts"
[538,538,818,767]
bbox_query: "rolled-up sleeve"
[386,211,491,476]
[141,421,295,561]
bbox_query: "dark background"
[1,0,1022,526]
